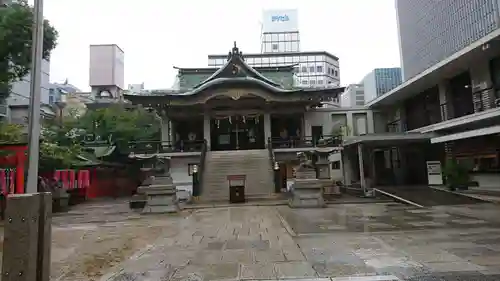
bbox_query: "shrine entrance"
[211,115,265,151]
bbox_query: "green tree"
[0,0,58,98]
[77,105,161,144]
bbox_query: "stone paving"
[3,200,500,280]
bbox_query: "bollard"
[2,192,52,281]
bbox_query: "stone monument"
[315,148,340,197]
[137,157,180,214]
[289,152,326,208]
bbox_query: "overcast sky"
[43,0,400,91]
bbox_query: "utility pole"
[25,0,44,193]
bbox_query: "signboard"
[262,9,298,33]
[426,161,443,185]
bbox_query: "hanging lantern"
[242,116,246,123]
[216,119,220,128]
[229,116,232,124]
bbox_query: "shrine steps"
[200,149,274,202]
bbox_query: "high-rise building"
[396,0,500,81]
[361,68,402,103]
[208,9,340,90]
[260,9,300,53]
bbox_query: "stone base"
[288,180,326,208]
[140,184,179,214]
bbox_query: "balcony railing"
[271,134,342,149]
[126,139,205,154]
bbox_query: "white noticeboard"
[426,161,443,185]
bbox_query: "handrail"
[270,134,342,149]
[98,139,206,154]
[198,139,208,196]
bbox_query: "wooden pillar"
[16,151,25,194]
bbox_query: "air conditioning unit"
[495,98,500,108]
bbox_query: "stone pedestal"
[289,153,326,208]
[138,175,179,214]
[316,148,341,197]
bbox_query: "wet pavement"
[2,200,500,280]
[375,186,486,207]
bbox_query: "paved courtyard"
[3,200,500,280]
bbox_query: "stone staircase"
[201,149,274,202]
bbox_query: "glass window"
[278,33,285,41]
[265,34,272,41]
[293,56,299,63]
[254,57,262,64]
[309,66,315,72]
[318,80,323,84]
[279,42,285,51]
[334,70,338,77]
[272,44,278,50]
[302,80,308,84]
[310,80,316,85]
[291,42,299,52]
[299,56,307,62]
[285,56,292,63]
[277,56,285,64]
[308,56,316,62]
[270,56,278,64]
[262,57,270,65]
[246,58,254,64]
[316,55,324,61]
[272,33,279,41]
[301,66,307,73]
[291,33,298,41]
[316,65,323,73]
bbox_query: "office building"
[208,9,340,90]
[362,0,500,188]
[8,59,51,106]
[396,0,500,80]
[340,84,365,107]
[362,68,402,103]
[261,9,300,53]
[208,51,340,89]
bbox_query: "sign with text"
[262,9,298,33]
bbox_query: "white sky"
[42,0,400,91]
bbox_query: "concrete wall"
[304,108,375,137]
[373,111,388,133]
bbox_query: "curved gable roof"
[194,42,282,89]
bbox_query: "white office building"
[208,9,341,90]
[340,84,365,107]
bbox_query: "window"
[309,66,314,72]
[310,80,316,85]
[272,44,278,50]
[301,66,307,73]
[302,80,308,84]
[331,161,341,170]
[334,70,338,77]
[316,66,323,73]
[318,80,323,85]
[49,95,54,104]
